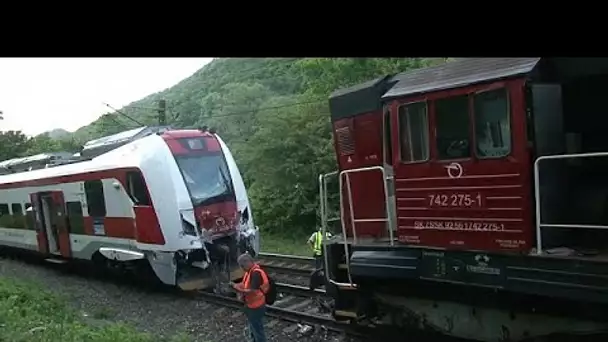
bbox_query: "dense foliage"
[0,58,448,237]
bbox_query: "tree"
[0,131,29,161]
[38,57,447,239]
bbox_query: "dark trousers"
[314,254,323,270]
[244,305,266,342]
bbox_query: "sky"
[0,58,213,136]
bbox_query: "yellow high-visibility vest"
[313,231,330,256]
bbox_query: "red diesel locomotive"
[318,58,608,341]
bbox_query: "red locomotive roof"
[382,57,540,99]
[328,58,542,121]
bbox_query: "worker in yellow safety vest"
[308,227,332,270]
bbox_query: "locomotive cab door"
[392,82,532,251]
[29,191,71,257]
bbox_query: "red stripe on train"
[82,214,165,245]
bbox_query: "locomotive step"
[44,258,67,264]
[334,309,358,318]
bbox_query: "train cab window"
[0,204,9,216]
[84,180,107,217]
[127,171,151,206]
[435,95,471,160]
[474,88,511,158]
[11,203,22,216]
[398,102,429,163]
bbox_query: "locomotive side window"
[398,102,429,163]
[84,180,107,217]
[126,171,151,206]
[435,95,470,160]
[474,88,511,158]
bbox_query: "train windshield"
[174,153,233,206]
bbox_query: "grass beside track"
[0,276,191,342]
[261,234,312,257]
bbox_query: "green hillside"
[4,58,449,238]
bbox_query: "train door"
[29,193,49,254]
[126,171,159,244]
[48,192,71,257]
[393,83,532,251]
[30,191,71,257]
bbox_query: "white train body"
[0,127,259,289]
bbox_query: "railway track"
[0,249,478,341]
[189,253,353,337]
[257,252,315,277]
[195,282,346,335]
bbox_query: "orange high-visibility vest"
[241,264,269,309]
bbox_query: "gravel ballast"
[0,255,362,342]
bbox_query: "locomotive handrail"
[339,166,393,246]
[534,151,608,254]
[319,166,394,288]
[319,171,352,288]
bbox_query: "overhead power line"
[200,98,326,119]
[102,102,145,127]
[96,58,323,130]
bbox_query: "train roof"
[382,57,540,99]
[80,126,172,159]
[0,152,74,169]
[0,127,223,186]
[0,135,159,186]
[328,75,396,121]
[0,125,187,186]
[328,58,541,120]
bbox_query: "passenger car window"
[11,203,22,216]
[398,102,429,163]
[0,204,9,216]
[435,95,471,160]
[66,201,85,234]
[84,180,107,217]
[474,88,511,158]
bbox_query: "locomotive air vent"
[336,126,355,156]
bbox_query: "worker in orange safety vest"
[232,253,268,342]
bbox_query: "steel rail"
[195,290,361,336]
[276,282,326,297]
[258,252,314,261]
[261,264,313,277]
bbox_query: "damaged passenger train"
[0,126,259,290]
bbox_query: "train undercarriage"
[320,240,608,342]
[87,231,254,292]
